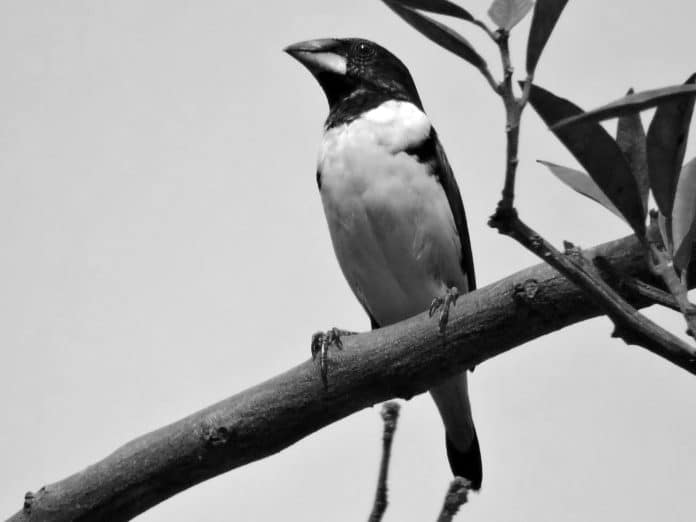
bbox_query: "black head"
[284,38,422,114]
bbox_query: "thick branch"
[10,229,696,522]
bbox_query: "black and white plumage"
[286,38,482,489]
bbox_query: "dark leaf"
[647,73,696,217]
[527,84,646,236]
[385,0,475,21]
[673,157,696,270]
[616,88,649,218]
[538,161,626,221]
[488,0,534,30]
[551,84,696,130]
[384,1,487,70]
[526,0,568,75]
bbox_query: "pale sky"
[1,1,696,521]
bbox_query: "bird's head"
[284,38,422,110]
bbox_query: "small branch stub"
[22,492,34,514]
[380,401,400,438]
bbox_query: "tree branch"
[593,256,681,313]
[487,29,696,378]
[497,214,696,366]
[9,228,696,522]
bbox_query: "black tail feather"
[445,431,482,490]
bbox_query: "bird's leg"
[310,327,356,388]
[429,286,460,335]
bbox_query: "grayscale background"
[1,1,695,520]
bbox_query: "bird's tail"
[429,371,482,490]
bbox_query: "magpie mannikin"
[285,38,482,489]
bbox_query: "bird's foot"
[310,327,356,388]
[429,286,460,335]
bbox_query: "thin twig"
[10,230,696,522]
[436,477,470,522]
[493,29,522,211]
[498,30,513,88]
[594,255,682,312]
[368,402,401,522]
[494,213,696,366]
[486,22,696,374]
[626,277,682,312]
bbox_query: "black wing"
[405,128,476,292]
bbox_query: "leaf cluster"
[383,0,696,336]
[537,77,696,271]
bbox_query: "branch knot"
[514,279,540,305]
[23,491,34,514]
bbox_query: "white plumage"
[317,100,467,326]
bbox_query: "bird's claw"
[429,287,459,335]
[310,327,354,388]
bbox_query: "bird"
[285,37,482,490]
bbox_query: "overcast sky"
[2,1,696,520]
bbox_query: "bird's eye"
[352,41,376,62]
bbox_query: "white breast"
[317,101,466,326]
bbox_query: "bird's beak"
[284,38,347,76]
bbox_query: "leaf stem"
[519,75,534,107]
[648,242,696,337]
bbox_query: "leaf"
[526,0,568,75]
[488,0,534,30]
[658,211,670,253]
[527,84,646,236]
[674,220,696,272]
[551,84,696,130]
[672,157,696,270]
[647,73,696,217]
[386,0,475,21]
[616,88,649,218]
[538,161,626,221]
[384,1,487,70]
